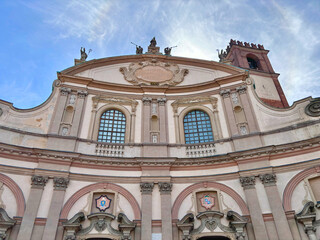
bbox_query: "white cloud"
[18,0,320,105]
[23,0,116,44]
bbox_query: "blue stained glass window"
[183,110,214,144]
[98,110,126,143]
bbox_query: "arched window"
[98,109,126,143]
[246,54,260,70]
[183,110,214,144]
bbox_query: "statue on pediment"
[149,37,157,47]
[80,47,87,61]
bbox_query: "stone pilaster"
[157,98,167,143]
[42,177,69,240]
[140,182,154,240]
[239,176,269,240]
[259,173,294,240]
[236,85,259,133]
[70,90,88,136]
[159,182,173,240]
[17,175,48,240]
[220,89,238,136]
[49,87,71,134]
[142,97,152,143]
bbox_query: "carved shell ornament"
[119,59,189,86]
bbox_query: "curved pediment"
[59,55,246,89]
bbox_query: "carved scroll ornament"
[119,59,189,86]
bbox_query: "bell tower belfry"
[224,39,289,108]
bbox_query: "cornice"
[60,54,245,76]
[0,159,319,184]
[58,72,248,94]
[0,136,319,171]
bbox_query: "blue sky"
[0,0,319,109]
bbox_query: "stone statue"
[164,47,172,55]
[136,46,143,54]
[80,47,88,61]
[218,49,227,61]
[149,37,157,47]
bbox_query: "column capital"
[60,87,71,96]
[140,182,154,194]
[142,97,152,105]
[31,175,48,189]
[77,90,88,98]
[239,176,256,189]
[219,89,231,98]
[158,182,172,194]
[236,85,247,94]
[157,97,167,106]
[259,173,276,186]
[53,177,69,190]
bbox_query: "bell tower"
[224,39,289,108]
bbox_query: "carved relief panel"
[119,59,189,86]
[196,190,221,213]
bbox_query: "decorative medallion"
[119,59,188,86]
[200,195,215,210]
[95,195,111,212]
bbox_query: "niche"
[234,106,246,123]
[151,115,159,132]
[63,106,74,123]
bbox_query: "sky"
[0,0,319,109]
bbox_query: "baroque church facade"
[0,39,319,240]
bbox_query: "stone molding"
[63,212,135,240]
[158,182,172,194]
[142,97,152,105]
[172,182,249,219]
[0,135,319,171]
[31,175,48,189]
[236,85,247,94]
[140,182,154,194]
[171,96,218,113]
[177,211,243,239]
[119,59,189,86]
[283,166,320,211]
[157,97,167,106]
[220,89,231,98]
[0,208,16,240]
[259,173,276,186]
[60,182,141,220]
[62,212,85,240]
[92,95,138,112]
[305,98,320,117]
[239,176,256,189]
[77,90,88,99]
[60,87,71,96]
[0,173,25,217]
[295,201,320,240]
[53,177,70,190]
[227,211,247,240]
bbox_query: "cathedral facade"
[0,39,319,240]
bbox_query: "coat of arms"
[95,195,111,212]
[200,195,215,210]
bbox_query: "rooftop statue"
[136,46,143,54]
[80,47,88,61]
[218,49,227,62]
[149,37,157,47]
[164,47,172,55]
